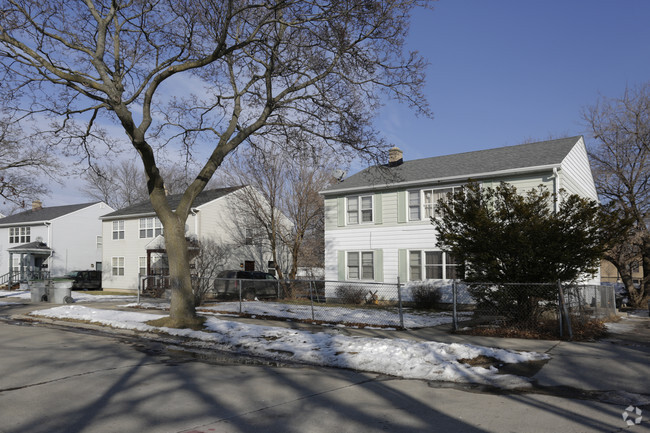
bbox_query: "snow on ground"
[0,290,137,303]
[197,301,472,329]
[31,305,548,389]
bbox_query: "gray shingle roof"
[0,203,100,226]
[101,186,245,219]
[323,136,582,194]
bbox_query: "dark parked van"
[213,270,277,300]
[67,270,102,291]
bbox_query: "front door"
[244,261,255,272]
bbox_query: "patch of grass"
[74,290,132,296]
[457,355,500,368]
[455,317,608,341]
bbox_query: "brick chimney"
[388,146,403,167]
[32,199,43,211]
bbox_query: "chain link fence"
[137,275,617,335]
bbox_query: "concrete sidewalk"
[3,298,650,403]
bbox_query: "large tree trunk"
[148,186,203,328]
[165,219,198,325]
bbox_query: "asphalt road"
[0,314,647,433]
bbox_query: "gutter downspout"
[45,222,52,273]
[552,168,560,213]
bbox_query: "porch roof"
[7,241,53,255]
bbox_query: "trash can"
[49,280,74,304]
[29,282,48,302]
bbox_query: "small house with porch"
[99,186,286,293]
[0,200,113,288]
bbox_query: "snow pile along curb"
[31,305,549,389]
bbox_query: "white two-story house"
[321,136,598,288]
[100,186,290,292]
[0,200,113,287]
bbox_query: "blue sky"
[375,0,650,162]
[38,1,650,207]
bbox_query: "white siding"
[48,203,110,276]
[101,188,283,292]
[325,224,439,284]
[0,203,111,277]
[0,224,49,274]
[559,137,598,200]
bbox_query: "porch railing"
[1,270,51,288]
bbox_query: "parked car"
[615,286,630,308]
[67,270,102,291]
[213,270,278,300]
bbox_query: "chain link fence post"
[397,277,404,329]
[557,280,573,340]
[238,278,242,314]
[452,279,458,331]
[309,281,315,321]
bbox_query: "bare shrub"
[410,285,442,309]
[335,285,367,305]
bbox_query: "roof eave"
[0,220,50,228]
[320,163,561,196]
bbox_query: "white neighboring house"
[0,200,113,288]
[100,186,289,293]
[320,136,599,289]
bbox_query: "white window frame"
[408,250,461,281]
[139,217,163,238]
[12,256,20,273]
[9,226,31,244]
[112,256,125,276]
[112,220,125,240]
[347,251,375,281]
[346,195,373,225]
[408,190,421,221]
[138,256,147,277]
[408,187,458,221]
[96,236,103,248]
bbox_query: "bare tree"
[0,0,431,327]
[82,160,149,209]
[191,236,233,306]
[83,160,219,209]
[225,146,333,294]
[583,82,650,306]
[0,114,60,209]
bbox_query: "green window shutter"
[373,249,384,282]
[398,249,408,282]
[374,193,383,225]
[337,197,345,227]
[337,250,346,281]
[397,191,407,223]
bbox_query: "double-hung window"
[347,251,374,280]
[409,250,462,280]
[347,195,373,224]
[408,187,456,221]
[9,227,30,244]
[112,220,125,240]
[138,257,147,277]
[139,217,162,238]
[408,191,421,221]
[424,188,453,219]
[112,257,125,276]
